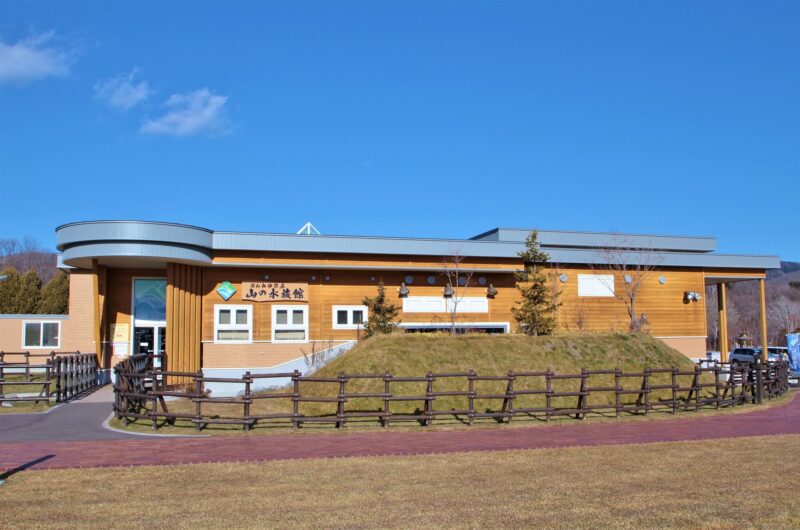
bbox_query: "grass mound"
[317,332,695,377]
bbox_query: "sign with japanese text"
[242,282,308,303]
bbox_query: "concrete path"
[0,386,135,443]
[1,391,797,473]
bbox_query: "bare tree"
[769,295,800,336]
[594,235,663,332]
[441,250,474,335]
[573,299,590,331]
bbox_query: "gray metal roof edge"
[55,220,213,233]
[0,314,68,319]
[471,227,717,253]
[53,220,778,270]
[477,226,717,241]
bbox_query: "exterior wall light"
[324,275,331,282]
[427,276,437,285]
[624,274,632,284]
[683,291,702,304]
[559,273,567,283]
[263,274,270,280]
[478,276,487,286]
[486,284,498,298]
[398,282,410,297]
[659,276,667,284]
[443,283,454,298]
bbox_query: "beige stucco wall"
[656,336,707,359]
[201,340,351,369]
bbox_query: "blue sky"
[0,1,798,260]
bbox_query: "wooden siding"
[166,263,203,375]
[554,266,707,337]
[212,250,520,271]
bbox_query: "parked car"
[728,347,787,366]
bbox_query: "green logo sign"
[216,281,237,301]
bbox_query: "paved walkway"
[1,391,797,473]
[0,386,136,443]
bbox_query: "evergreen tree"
[15,269,42,314]
[38,270,69,314]
[362,281,400,338]
[512,230,560,335]
[0,267,21,313]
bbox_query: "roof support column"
[759,278,769,363]
[717,283,728,363]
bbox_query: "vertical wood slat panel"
[166,263,202,385]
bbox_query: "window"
[214,305,252,343]
[332,305,368,329]
[23,321,60,349]
[402,297,489,313]
[272,305,308,342]
[578,274,615,297]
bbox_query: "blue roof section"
[55,220,780,271]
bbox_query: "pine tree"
[38,270,69,314]
[15,269,42,314]
[512,230,560,335]
[0,267,21,313]
[362,281,400,338]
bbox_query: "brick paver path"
[1,392,797,473]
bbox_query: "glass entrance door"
[134,325,166,368]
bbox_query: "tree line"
[0,237,69,314]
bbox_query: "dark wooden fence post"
[243,371,252,432]
[614,368,622,418]
[194,370,203,432]
[468,370,475,426]
[292,370,300,429]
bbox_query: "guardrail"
[113,356,791,432]
[0,351,100,404]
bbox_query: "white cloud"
[94,69,151,111]
[0,32,74,84]
[140,88,229,136]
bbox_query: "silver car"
[728,347,787,366]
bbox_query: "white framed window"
[214,305,253,343]
[578,274,615,297]
[402,297,489,313]
[332,305,368,330]
[446,297,489,313]
[272,305,308,343]
[23,321,61,349]
[403,297,447,313]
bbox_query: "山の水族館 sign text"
[242,282,308,302]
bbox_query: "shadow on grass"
[0,454,55,482]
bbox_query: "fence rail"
[0,351,100,404]
[113,355,792,432]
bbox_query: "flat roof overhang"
[55,220,781,272]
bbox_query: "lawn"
[0,401,53,414]
[2,434,798,529]
[0,374,52,396]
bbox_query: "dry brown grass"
[2,435,799,529]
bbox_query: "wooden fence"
[0,351,100,404]
[113,355,792,432]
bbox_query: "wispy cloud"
[141,88,229,136]
[0,32,75,85]
[94,68,151,111]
